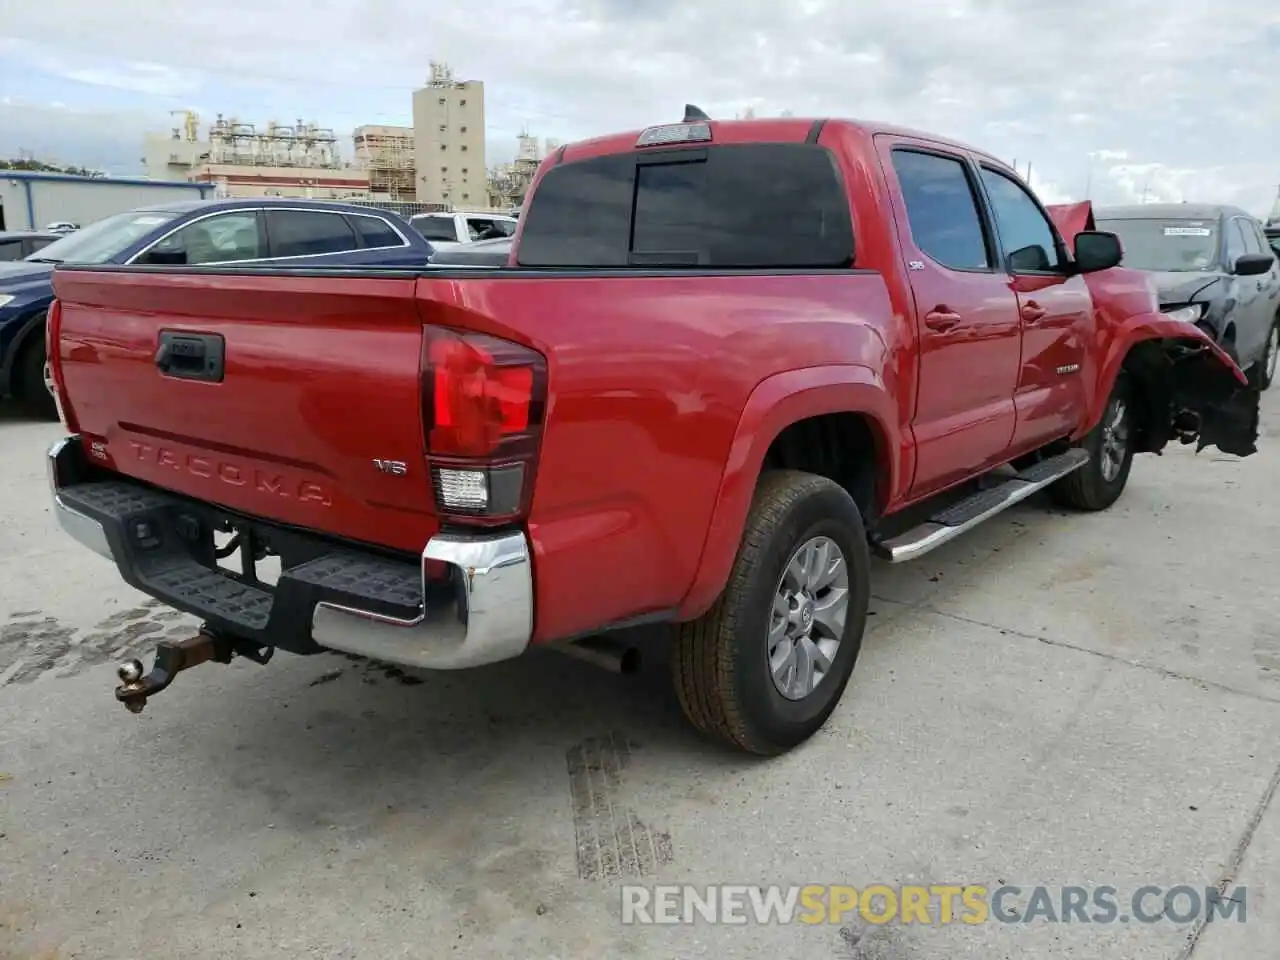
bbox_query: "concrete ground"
[1,395,1278,960]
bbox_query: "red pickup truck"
[45,111,1259,755]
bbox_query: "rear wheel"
[17,326,57,420]
[1249,319,1278,391]
[1050,376,1134,511]
[670,470,870,755]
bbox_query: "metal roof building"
[0,171,213,231]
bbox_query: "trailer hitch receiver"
[114,628,272,713]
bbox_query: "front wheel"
[670,470,870,755]
[1249,319,1278,391]
[1050,377,1134,511]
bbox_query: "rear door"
[262,209,360,263]
[975,164,1091,449]
[879,141,1022,496]
[347,212,422,265]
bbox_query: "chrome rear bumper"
[311,532,532,669]
[47,435,533,671]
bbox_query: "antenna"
[683,104,711,122]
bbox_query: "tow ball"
[114,628,273,714]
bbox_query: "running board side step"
[872,449,1090,563]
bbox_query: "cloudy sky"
[2,0,1278,214]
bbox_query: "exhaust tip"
[557,636,642,675]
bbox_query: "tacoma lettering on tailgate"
[126,440,332,506]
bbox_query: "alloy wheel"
[1099,397,1129,482]
[768,536,850,701]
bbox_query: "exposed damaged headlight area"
[1122,339,1259,459]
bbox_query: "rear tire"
[1050,376,1134,511]
[670,470,870,755]
[17,328,57,420]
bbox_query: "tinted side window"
[0,238,23,261]
[1248,221,1273,259]
[1225,220,1248,263]
[27,237,55,254]
[266,211,358,258]
[891,150,990,271]
[413,216,459,242]
[136,212,263,265]
[352,215,403,248]
[1235,218,1263,256]
[518,143,854,268]
[517,155,633,266]
[978,167,1063,272]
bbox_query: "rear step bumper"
[46,435,533,671]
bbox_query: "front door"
[880,142,1023,498]
[975,165,1091,452]
[1231,216,1277,367]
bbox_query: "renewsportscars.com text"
[620,884,1247,926]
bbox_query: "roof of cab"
[556,116,1014,172]
[1095,203,1253,222]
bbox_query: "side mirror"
[1233,253,1274,277]
[1074,231,1123,273]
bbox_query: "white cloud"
[0,0,1277,213]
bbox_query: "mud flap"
[1137,340,1260,458]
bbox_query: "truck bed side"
[413,269,899,640]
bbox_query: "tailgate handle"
[156,332,225,383]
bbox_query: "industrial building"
[488,131,560,210]
[0,170,211,232]
[135,64,543,214]
[353,125,416,200]
[143,111,368,199]
[412,62,487,207]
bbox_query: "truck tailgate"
[52,268,437,554]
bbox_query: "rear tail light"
[420,326,546,524]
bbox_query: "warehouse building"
[0,170,212,231]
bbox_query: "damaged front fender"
[1082,270,1260,459]
[1124,336,1259,458]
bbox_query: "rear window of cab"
[517,143,854,270]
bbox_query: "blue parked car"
[0,198,434,417]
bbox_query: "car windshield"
[24,210,179,264]
[1095,218,1220,272]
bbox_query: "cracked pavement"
[1,393,1278,959]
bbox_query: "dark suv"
[1095,203,1280,389]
